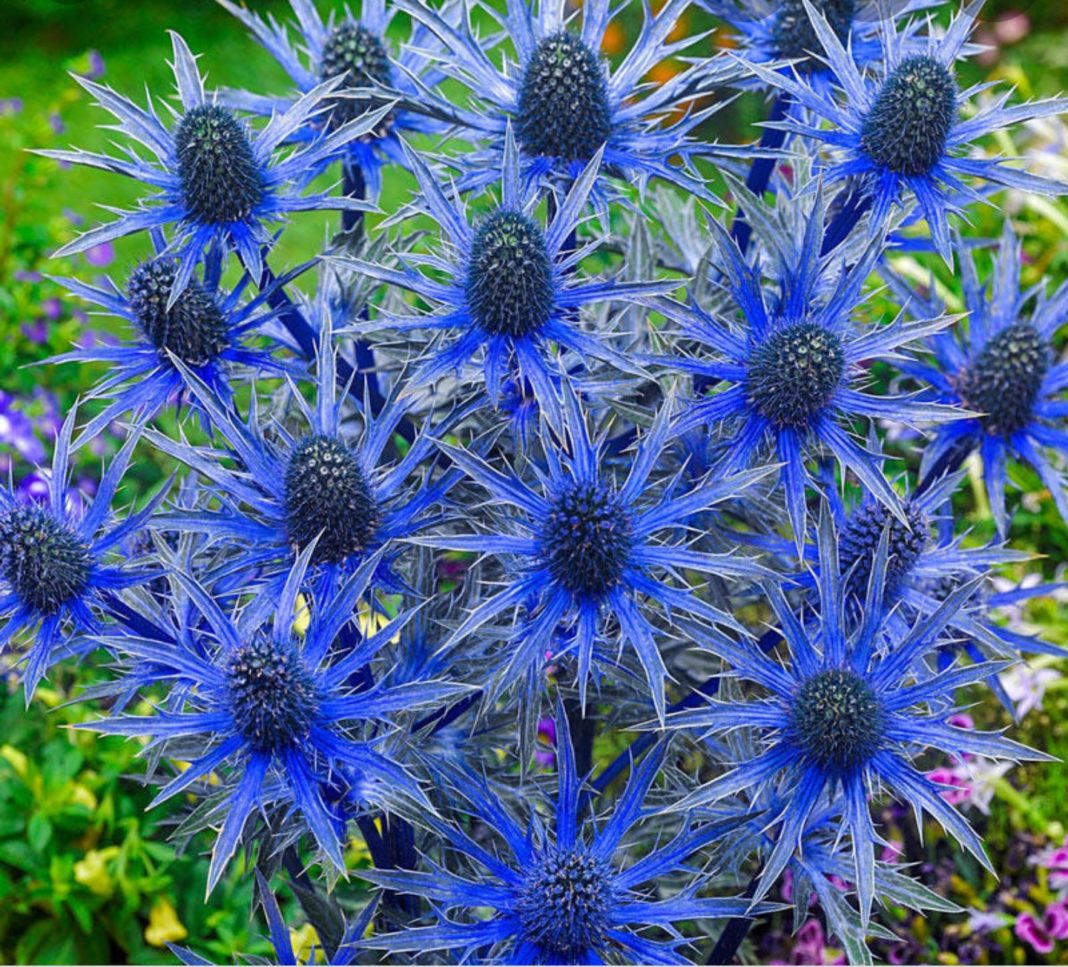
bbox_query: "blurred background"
[1,1,1068,963]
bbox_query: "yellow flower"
[74,847,120,897]
[69,783,98,812]
[145,897,188,948]
[0,744,29,779]
[357,603,399,643]
[290,923,321,964]
[294,593,311,637]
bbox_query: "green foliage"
[0,673,276,965]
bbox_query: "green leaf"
[27,813,53,853]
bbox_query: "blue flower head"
[361,713,770,965]
[420,385,774,719]
[742,0,1068,259]
[0,411,162,699]
[392,0,743,201]
[148,292,457,594]
[216,0,448,197]
[51,241,305,442]
[700,0,874,81]
[661,509,1050,925]
[83,546,463,894]
[892,224,1068,534]
[661,188,964,539]
[148,302,459,612]
[349,130,673,426]
[44,32,387,295]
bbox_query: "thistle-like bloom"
[742,1,1068,259]
[51,242,303,441]
[0,412,160,698]
[45,32,385,294]
[361,718,767,965]
[661,196,962,539]
[699,0,891,81]
[216,0,445,197]
[83,548,461,893]
[661,512,1049,924]
[392,0,739,199]
[892,225,1068,533]
[746,470,1068,717]
[418,389,773,719]
[149,310,456,610]
[349,133,672,424]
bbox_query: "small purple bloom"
[84,50,106,79]
[0,98,23,116]
[17,472,51,506]
[534,717,557,768]
[84,241,115,267]
[21,319,49,345]
[48,112,65,135]
[41,297,64,321]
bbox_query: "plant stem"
[282,846,345,961]
[340,162,385,414]
[820,188,873,256]
[706,874,759,964]
[731,94,791,254]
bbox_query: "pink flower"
[790,919,845,965]
[1039,838,1068,890]
[1015,902,1068,954]
[880,840,904,863]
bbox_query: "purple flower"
[16,472,51,506]
[83,241,114,267]
[41,297,63,321]
[535,717,557,768]
[48,112,65,136]
[84,50,106,79]
[13,270,41,283]
[0,400,45,463]
[0,98,23,116]
[21,319,49,345]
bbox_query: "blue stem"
[820,189,872,256]
[341,162,386,415]
[731,94,791,254]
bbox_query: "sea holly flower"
[147,307,460,614]
[50,242,308,442]
[392,0,743,201]
[43,32,386,295]
[699,0,932,84]
[416,386,774,719]
[347,131,673,425]
[0,411,162,698]
[753,468,1065,668]
[890,224,1068,533]
[659,191,964,540]
[82,547,462,894]
[360,716,771,965]
[741,0,1068,259]
[216,0,448,198]
[660,511,1050,925]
